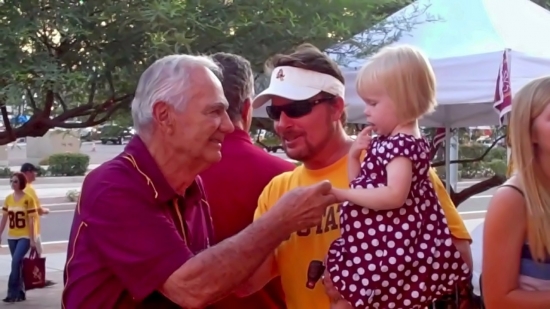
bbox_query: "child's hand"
[349,126,372,159]
[331,188,348,203]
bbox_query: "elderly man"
[62,54,337,309]
[242,44,473,309]
[200,53,294,309]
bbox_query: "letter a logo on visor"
[252,66,345,110]
[276,69,285,81]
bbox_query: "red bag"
[22,249,46,290]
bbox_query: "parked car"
[99,125,133,145]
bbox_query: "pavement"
[0,248,65,308]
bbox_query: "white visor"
[252,66,345,108]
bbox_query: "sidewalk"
[0,272,63,308]
[0,251,65,308]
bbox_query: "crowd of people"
[0,163,55,303]
[0,41,539,308]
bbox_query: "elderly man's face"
[157,67,233,165]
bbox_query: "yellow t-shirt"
[3,193,37,239]
[24,184,41,236]
[254,156,471,309]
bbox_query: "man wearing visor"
[242,44,473,309]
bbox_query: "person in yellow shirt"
[0,172,37,303]
[20,163,54,287]
[20,164,50,252]
[243,45,473,309]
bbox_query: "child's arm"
[347,155,362,182]
[334,156,413,211]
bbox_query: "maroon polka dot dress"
[326,133,470,309]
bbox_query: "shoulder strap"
[500,184,524,197]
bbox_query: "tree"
[424,126,508,207]
[0,0,418,145]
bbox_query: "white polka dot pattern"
[325,133,470,308]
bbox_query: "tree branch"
[54,93,68,112]
[0,106,15,142]
[25,88,40,112]
[105,71,115,97]
[87,77,97,105]
[442,175,506,207]
[432,135,506,167]
[0,93,133,145]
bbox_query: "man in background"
[200,52,295,309]
[20,163,55,287]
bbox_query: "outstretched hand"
[272,180,337,233]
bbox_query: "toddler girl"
[325,45,470,308]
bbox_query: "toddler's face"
[361,83,399,136]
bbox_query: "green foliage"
[0,166,47,178]
[47,153,90,176]
[37,166,48,177]
[0,167,12,178]
[38,157,49,166]
[0,0,416,144]
[457,144,508,179]
[487,159,507,176]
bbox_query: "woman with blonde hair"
[482,76,550,308]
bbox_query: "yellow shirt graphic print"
[255,155,350,309]
[3,193,37,239]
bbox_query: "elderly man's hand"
[323,270,353,309]
[271,180,337,233]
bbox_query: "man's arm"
[160,181,336,308]
[161,212,288,307]
[428,169,473,269]
[428,169,471,240]
[234,253,277,297]
[26,186,49,216]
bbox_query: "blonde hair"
[510,75,550,262]
[356,45,437,121]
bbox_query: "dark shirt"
[62,136,214,309]
[200,128,295,309]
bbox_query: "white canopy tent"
[336,0,550,127]
[253,0,550,126]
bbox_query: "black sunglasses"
[266,96,335,121]
[10,180,18,184]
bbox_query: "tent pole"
[445,125,452,193]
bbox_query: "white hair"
[131,54,222,133]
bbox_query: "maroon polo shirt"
[62,136,214,309]
[200,128,295,309]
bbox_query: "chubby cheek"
[363,105,378,124]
